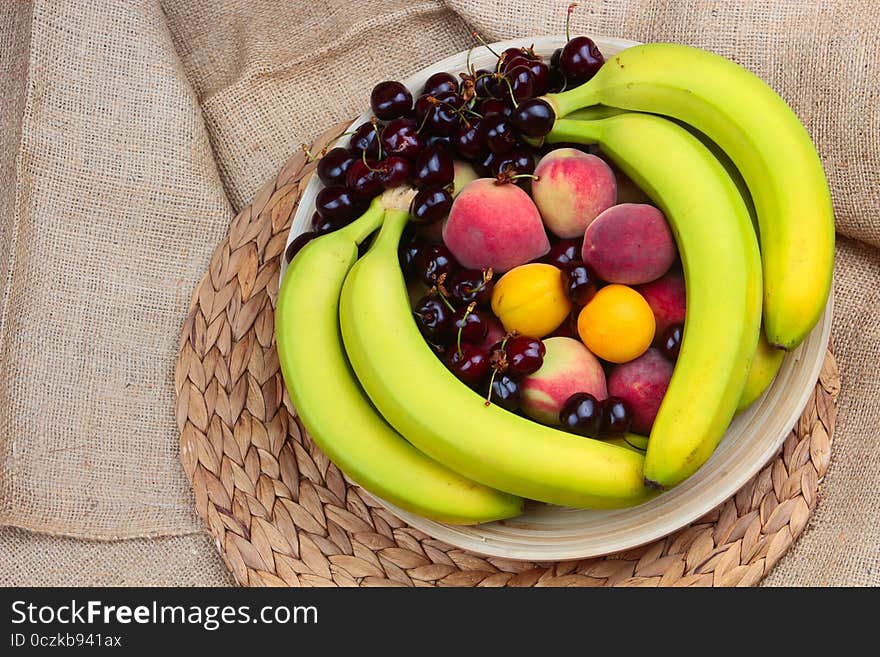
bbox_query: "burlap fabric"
[0,0,876,586]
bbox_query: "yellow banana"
[737,330,786,412]
[275,191,522,524]
[340,208,654,509]
[547,113,762,488]
[546,43,834,350]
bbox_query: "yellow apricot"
[577,284,655,363]
[491,263,572,338]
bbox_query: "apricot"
[531,148,617,238]
[520,337,608,425]
[491,263,572,338]
[443,179,550,272]
[582,203,677,285]
[635,269,687,342]
[607,348,674,435]
[577,284,655,364]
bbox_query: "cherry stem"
[361,148,381,172]
[371,117,384,160]
[429,95,473,128]
[300,143,327,162]
[472,31,501,58]
[566,3,578,42]
[496,73,519,108]
[433,273,456,312]
[455,302,476,357]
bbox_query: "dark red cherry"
[370,80,413,120]
[474,150,499,178]
[482,114,518,154]
[448,269,494,307]
[349,121,381,158]
[500,47,528,65]
[510,98,555,138]
[543,239,582,267]
[506,65,535,101]
[661,323,684,360]
[550,47,562,69]
[559,392,602,437]
[426,92,464,135]
[474,69,500,98]
[285,231,318,263]
[489,374,520,411]
[380,118,423,159]
[504,335,546,377]
[310,210,341,235]
[315,185,366,222]
[423,72,459,97]
[415,244,456,286]
[446,343,490,386]
[413,295,451,339]
[409,187,453,225]
[601,396,632,437]
[479,97,512,118]
[560,262,598,306]
[558,36,605,84]
[452,306,489,344]
[413,146,454,188]
[398,228,423,275]
[345,159,384,199]
[316,147,356,186]
[377,155,411,188]
[425,133,454,152]
[454,119,485,160]
[522,60,551,96]
[492,149,535,178]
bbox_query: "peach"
[520,337,608,426]
[531,148,617,238]
[582,203,677,285]
[607,348,673,435]
[443,179,550,272]
[636,269,686,341]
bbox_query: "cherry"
[452,305,489,344]
[415,243,455,286]
[423,72,459,97]
[413,146,454,188]
[316,147,355,186]
[454,119,485,160]
[377,155,411,188]
[285,230,317,263]
[425,133,454,152]
[543,239,581,267]
[479,97,512,118]
[474,150,499,178]
[558,36,605,84]
[370,80,413,120]
[510,98,555,138]
[414,94,434,122]
[380,118,423,159]
[560,262,598,305]
[349,121,381,158]
[504,335,545,377]
[492,149,535,178]
[500,47,529,65]
[398,230,422,275]
[413,295,451,339]
[482,114,518,154]
[448,268,494,307]
[550,48,562,69]
[315,185,365,222]
[409,187,452,224]
[522,60,551,96]
[601,397,632,437]
[661,323,684,360]
[506,65,535,101]
[345,159,384,199]
[473,69,497,97]
[311,210,341,235]
[489,374,520,411]
[426,92,465,135]
[559,392,602,437]
[446,343,490,386]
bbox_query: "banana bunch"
[275,42,833,522]
[544,42,834,487]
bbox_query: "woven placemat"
[174,122,839,587]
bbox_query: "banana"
[340,208,654,509]
[737,329,786,412]
[275,191,522,525]
[547,113,762,488]
[546,43,834,350]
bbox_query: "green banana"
[546,43,834,350]
[275,192,522,524]
[737,330,786,412]
[547,113,762,488]
[340,208,654,509]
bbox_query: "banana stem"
[338,196,387,245]
[543,77,601,119]
[545,117,608,146]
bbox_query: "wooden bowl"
[281,36,834,561]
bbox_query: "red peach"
[531,148,617,238]
[607,348,673,435]
[636,269,686,341]
[442,178,550,272]
[582,203,677,285]
[520,337,608,426]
